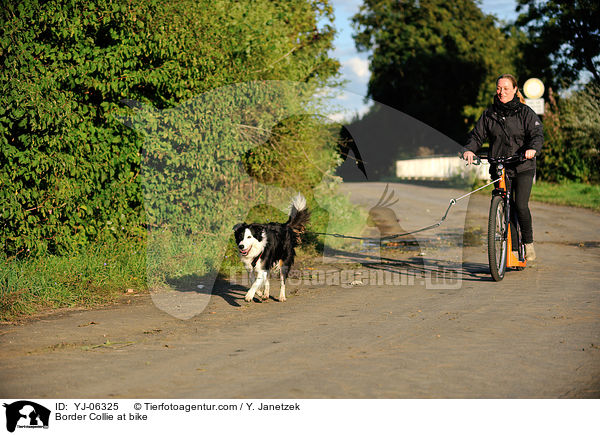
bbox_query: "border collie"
[233,194,310,302]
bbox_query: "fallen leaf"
[78,321,98,327]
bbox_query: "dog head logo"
[3,401,50,433]
[367,184,402,238]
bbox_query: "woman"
[463,74,543,261]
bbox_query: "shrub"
[537,85,600,183]
[0,0,340,258]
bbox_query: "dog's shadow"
[165,268,289,307]
[164,273,250,307]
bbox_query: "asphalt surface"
[1,182,599,398]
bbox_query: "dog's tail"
[286,193,310,243]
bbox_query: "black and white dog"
[233,194,310,302]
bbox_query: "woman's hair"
[496,73,526,103]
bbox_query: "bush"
[561,83,600,182]
[537,85,600,183]
[0,0,340,258]
[243,114,342,191]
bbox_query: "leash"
[309,178,501,242]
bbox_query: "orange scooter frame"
[506,226,526,268]
[497,169,527,269]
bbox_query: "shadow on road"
[163,243,496,310]
[323,245,494,283]
[165,273,248,307]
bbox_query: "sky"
[327,0,519,122]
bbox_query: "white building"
[396,155,491,181]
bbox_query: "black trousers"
[505,170,535,249]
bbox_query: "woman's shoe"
[525,243,536,261]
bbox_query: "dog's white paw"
[244,293,254,302]
[277,285,286,302]
[261,292,269,301]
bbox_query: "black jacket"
[465,100,543,174]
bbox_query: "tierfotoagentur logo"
[229,266,461,290]
[3,401,50,433]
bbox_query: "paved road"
[1,182,599,398]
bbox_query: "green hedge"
[0,0,340,258]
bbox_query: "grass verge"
[530,181,600,211]
[467,179,600,212]
[1,183,366,322]
[0,239,146,322]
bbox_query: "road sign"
[525,98,544,115]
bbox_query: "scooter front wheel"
[488,195,507,281]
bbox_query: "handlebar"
[479,154,525,165]
[458,152,525,166]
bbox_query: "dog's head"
[233,223,265,257]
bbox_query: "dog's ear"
[233,223,245,232]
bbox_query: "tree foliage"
[351,0,516,146]
[503,25,557,95]
[0,0,340,257]
[516,0,600,85]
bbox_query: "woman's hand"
[463,151,476,165]
[525,149,537,160]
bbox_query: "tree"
[516,0,600,85]
[351,0,517,146]
[502,25,557,95]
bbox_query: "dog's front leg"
[252,271,264,298]
[245,269,262,298]
[245,270,267,302]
